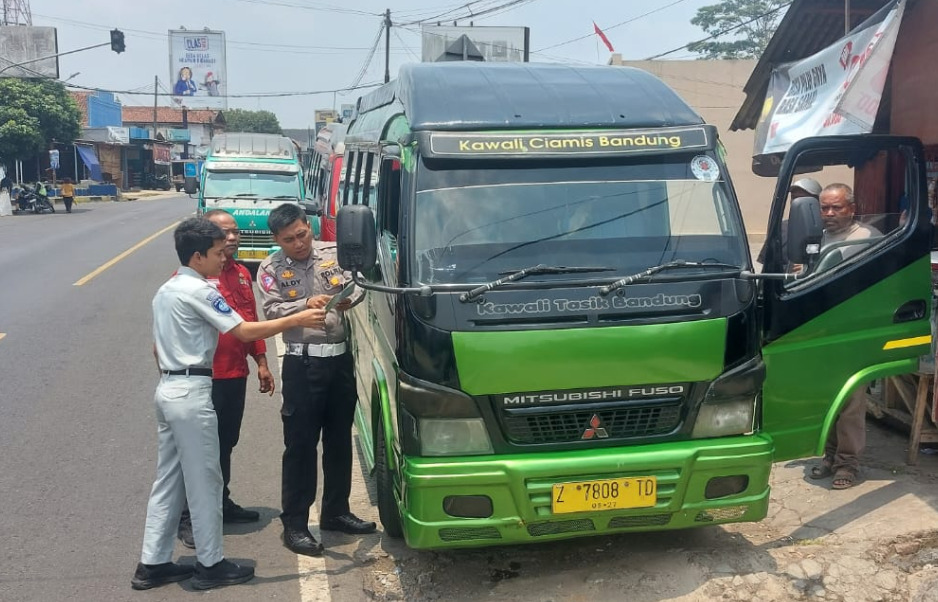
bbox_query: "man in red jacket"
[177,209,275,547]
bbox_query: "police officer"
[133,217,325,591]
[258,203,376,558]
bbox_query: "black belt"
[162,368,213,377]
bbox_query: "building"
[120,106,225,189]
[731,0,938,218]
[608,56,772,239]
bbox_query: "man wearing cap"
[257,203,376,558]
[758,177,823,269]
[808,183,881,489]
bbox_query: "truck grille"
[240,230,274,247]
[502,403,681,444]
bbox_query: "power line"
[65,81,384,99]
[644,1,793,60]
[347,22,385,89]
[226,0,380,17]
[534,0,691,53]
[393,29,422,62]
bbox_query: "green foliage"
[223,108,283,134]
[0,106,43,162]
[0,78,82,163]
[689,0,788,60]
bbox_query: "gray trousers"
[823,388,867,473]
[140,375,224,567]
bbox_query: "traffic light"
[110,29,125,54]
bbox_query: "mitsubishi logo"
[249,220,257,228]
[581,414,609,440]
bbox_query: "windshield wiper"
[460,264,615,303]
[233,193,259,197]
[262,195,300,199]
[599,260,740,296]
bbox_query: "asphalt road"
[0,196,387,601]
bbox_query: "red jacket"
[207,260,266,379]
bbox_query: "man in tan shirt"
[257,203,374,558]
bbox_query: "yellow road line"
[883,335,932,350]
[74,221,180,286]
[0,333,6,341]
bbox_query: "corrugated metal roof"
[731,0,890,131]
[357,62,705,132]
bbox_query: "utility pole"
[384,8,391,83]
[152,75,159,140]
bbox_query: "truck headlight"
[419,418,493,456]
[692,399,756,438]
[691,356,763,439]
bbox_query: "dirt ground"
[349,417,938,602]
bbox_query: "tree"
[689,0,788,60]
[0,79,81,162]
[223,109,282,134]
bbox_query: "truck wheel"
[175,184,182,192]
[375,419,404,539]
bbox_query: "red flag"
[593,21,614,53]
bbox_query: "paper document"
[324,281,356,312]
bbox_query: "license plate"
[237,249,268,260]
[551,476,657,514]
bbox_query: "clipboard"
[324,281,356,312]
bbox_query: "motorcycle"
[143,172,172,191]
[14,184,55,214]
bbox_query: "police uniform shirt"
[153,266,244,370]
[257,241,363,345]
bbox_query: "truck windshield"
[203,171,299,199]
[413,155,748,285]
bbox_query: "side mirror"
[183,177,198,195]
[300,199,321,216]
[787,196,823,265]
[336,204,377,273]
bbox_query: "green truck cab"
[333,62,932,549]
[198,133,312,263]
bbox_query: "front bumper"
[399,435,773,549]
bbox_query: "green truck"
[198,133,310,263]
[332,62,932,549]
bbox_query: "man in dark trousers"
[257,203,376,557]
[176,209,275,548]
[134,217,326,591]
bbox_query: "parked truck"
[333,62,931,549]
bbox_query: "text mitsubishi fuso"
[331,62,932,549]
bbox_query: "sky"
[25,0,718,127]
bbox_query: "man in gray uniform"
[258,203,376,558]
[133,218,326,591]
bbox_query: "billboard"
[168,29,227,109]
[0,26,59,78]
[421,26,529,63]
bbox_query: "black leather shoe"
[223,498,260,523]
[131,561,194,590]
[319,513,377,535]
[282,526,324,556]
[177,515,195,549]
[190,558,254,590]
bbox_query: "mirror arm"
[741,271,799,282]
[350,270,433,296]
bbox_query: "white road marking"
[274,334,332,602]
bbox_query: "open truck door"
[760,135,932,461]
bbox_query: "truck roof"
[209,133,297,159]
[356,62,704,132]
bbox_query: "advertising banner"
[752,1,903,173]
[168,29,227,109]
[421,26,529,63]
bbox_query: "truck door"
[760,136,932,461]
